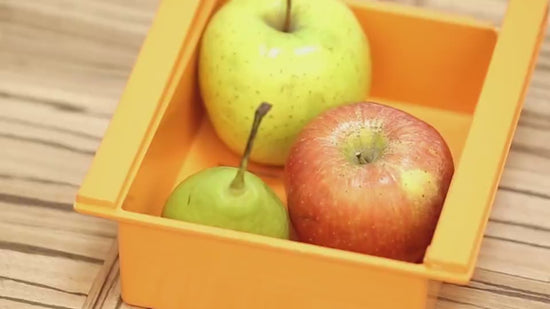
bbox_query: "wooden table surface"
[1,0,549,308]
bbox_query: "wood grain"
[0,0,548,308]
[81,242,120,309]
[0,0,151,307]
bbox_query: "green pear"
[199,0,372,166]
[162,103,289,239]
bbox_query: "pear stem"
[230,102,272,190]
[283,0,292,32]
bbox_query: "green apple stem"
[230,102,272,191]
[283,0,292,32]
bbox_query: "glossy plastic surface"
[74,0,548,308]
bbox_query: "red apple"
[284,102,454,262]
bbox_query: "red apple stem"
[230,102,272,191]
[356,149,381,164]
[283,0,292,32]
[356,152,369,164]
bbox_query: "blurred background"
[1,0,549,308]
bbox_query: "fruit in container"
[163,103,290,239]
[284,102,454,262]
[198,0,372,166]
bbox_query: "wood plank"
[83,242,119,309]
[0,212,114,261]
[0,98,108,142]
[101,272,124,309]
[505,149,550,181]
[476,237,550,282]
[472,268,550,300]
[438,283,549,309]
[0,176,79,211]
[0,136,96,196]
[0,48,122,119]
[0,96,108,205]
[0,298,54,309]
[0,201,116,241]
[0,249,101,304]
[437,267,550,308]
[438,266,550,309]
[1,0,132,306]
[435,299,477,309]
[0,119,101,158]
[485,220,550,250]
[0,277,85,309]
[499,166,550,204]
[83,242,142,309]
[0,0,155,115]
[1,0,155,47]
[490,189,550,232]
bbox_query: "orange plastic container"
[74,0,548,308]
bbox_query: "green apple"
[199,0,372,166]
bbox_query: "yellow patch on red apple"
[400,169,438,203]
